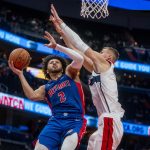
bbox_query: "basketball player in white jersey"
[50,4,125,150]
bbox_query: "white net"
[80,0,109,19]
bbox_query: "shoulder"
[65,64,80,80]
[101,63,114,75]
[93,61,111,73]
[38,85,46,92]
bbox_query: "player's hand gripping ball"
[9,48,31,70]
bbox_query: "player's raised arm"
[50,4,109,72]
[8,61,45,101]
[59,20,108,68]
[50,15,94,73]
[51,5,88,52]
[49,15,75,49]
[44,31,84,78]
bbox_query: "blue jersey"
[45,74,85,119]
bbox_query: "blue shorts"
[38,116,87,150]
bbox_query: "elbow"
[79,55,84,69]
[71,56,84,70]
[77,55,84,68]
[79,55,84,65]
[27,94,37,101]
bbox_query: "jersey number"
[58,91,66,103]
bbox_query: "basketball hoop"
[80,0,109,19]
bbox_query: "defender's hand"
[44,31,57,49]
[51,4,63,25]
[50,15,64,36]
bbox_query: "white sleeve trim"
[55,44,84,69]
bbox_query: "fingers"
[50,4,63,26]
[44,35,52,44]
[49,15,54,21]
[44,31,57,48]
[49,15,56,24]
[44,31,53,41]
[51,4,58,18]
[8,60,13,69]
[51,8,55,17]
[49,15,63,35]
[44,35,49,42]
[8,60,18,73]
[8,60,12,69]
[45,31,52,37]
[51,6,56,18]
[10,61,16,70]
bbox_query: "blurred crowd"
[117,72,150,89]
[119,135,150,150]
[0,4,150,63]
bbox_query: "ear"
[46,70,49,74]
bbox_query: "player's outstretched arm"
[8,61,45,101]
[49,15,76,51]
[51,5,89,52]
[50,4,63,26]
[44,31,84,78]
[50,15,93,73]
[51,4,108,71]
[59,22,108,68]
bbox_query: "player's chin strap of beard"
[46,69,64,80]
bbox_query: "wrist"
[60,22,67,29]
[57,19,63,25]
[18,72,24,78]
[53,43,57,49]
[55,44,60,50]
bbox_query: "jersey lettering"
[48,80,71,97]
[58,91,66,103]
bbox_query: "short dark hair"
[42,55,67,79]
[103,47,119,62]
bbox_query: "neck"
[50,72,63,80]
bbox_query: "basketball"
[9,48,31,70]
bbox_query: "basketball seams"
[21,51,31,69]
[14,49,25,69]
[9,48,30,70]
[16,50,30,69]
[9,49,23,68]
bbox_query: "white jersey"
[88,64,124,117]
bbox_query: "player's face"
[47,59,63,73]
[100,48,113,62]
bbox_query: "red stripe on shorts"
[77,118,87,149]
[101,117,113,150]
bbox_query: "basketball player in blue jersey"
[50,5,125,150]
[8,31,87,150]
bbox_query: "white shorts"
[87,113,123,150]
